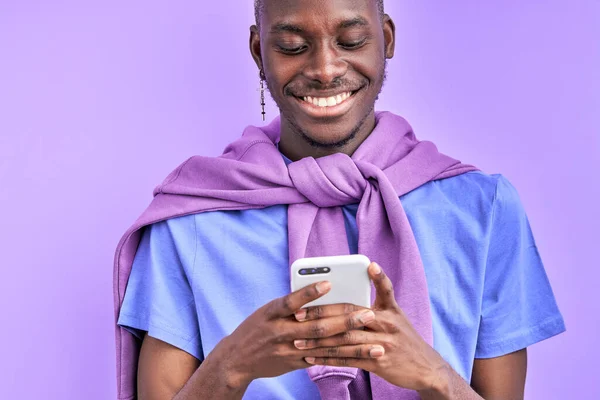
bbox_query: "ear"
[249,25,264,74]
[382,15,396,59]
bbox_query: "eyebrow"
[338,16,369,29]
[270,23,304,34]
[269,16,370,34]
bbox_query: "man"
[114,1,565,399]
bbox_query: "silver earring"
[260,71,266,121]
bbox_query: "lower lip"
[293,90,360,119]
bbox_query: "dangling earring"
[259,70,266,121]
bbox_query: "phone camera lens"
[300,269,306,275]
[311,269,316,273]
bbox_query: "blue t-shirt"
[118,171,565,399]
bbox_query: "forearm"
[174,351,250,400]
[418,364,484,400]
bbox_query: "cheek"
[264,58,299,93]
[355,53,385,81]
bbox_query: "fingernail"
[359,310,375,324]
[371,263,382,275]
[294,340,307,349]
[370,346,385,358]
[305,357,316,364]
[316,281,331,294]
[295,309,307,321]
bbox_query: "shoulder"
[149,205,288,235]
[415,171,522,207]
[146,213,197,236]
[403,171,510,215]
[402,172,530,243]
[444,172,529,224]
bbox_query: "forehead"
[261,0,379,29]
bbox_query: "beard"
[285,104,373,149]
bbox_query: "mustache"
[284,78,367,96]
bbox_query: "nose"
[303,43,348,85]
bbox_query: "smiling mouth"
[297,90,359,108]
[291,87,363,119]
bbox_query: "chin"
[287,116,364,149]
[306,127,357,148]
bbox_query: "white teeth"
[302,92,353,108]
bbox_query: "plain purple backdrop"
[0,1,598,399]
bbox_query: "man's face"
[251,0,395,148]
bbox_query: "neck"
[278,111,376,162]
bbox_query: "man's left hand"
[297,262,451,393]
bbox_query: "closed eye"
[277,45,308,55]
[339,39,367,50]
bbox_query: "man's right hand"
[138,282,377,400]
[208,280,377,388]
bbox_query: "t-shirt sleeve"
[117,215,203,361]
[475,175,565,359]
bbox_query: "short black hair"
[254,0,385,27]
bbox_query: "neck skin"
[277,111,376,161]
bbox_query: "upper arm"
[470,177,563,399]
[476,176,564,360]
[471,349,527,400]
[138,334,201,400]
[117,217,205,398]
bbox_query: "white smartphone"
[290,254,372,309]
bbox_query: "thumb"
[369,262,398,310]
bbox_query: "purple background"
[0,1,598,399]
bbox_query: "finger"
[304,344,386,359]
[295,303,367,322]
[267,281,331,319]
[298,309,375,339]
[369,262,398,310]
[294,330,380,350]
[304,357,376,370]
